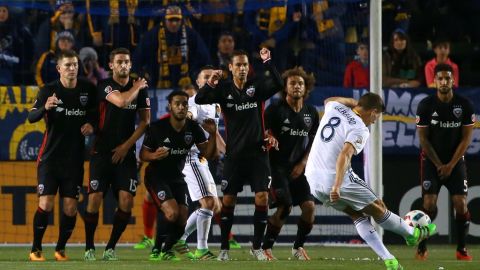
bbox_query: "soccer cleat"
[134,236,154,249]
[54,250,68,261]
[102,248,119,261]
[456,248,473,261]
[29,250,46,261]
[406,223,436,246]
[415,249,428,261]
[229,238,242,249]
[194,249,217,260]
[217,249,230,261]
[173,240,195,260]
[263,248,277,260]
[250,248,270,261]
[384,258,403,270]
[84,249,96,261]
[292,247,311,261]
[161,250,181,261]
[149,248,161,261]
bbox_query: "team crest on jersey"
[221,180,228,191]
[37,184,44,195]
[453,106,462,119]
[80,95,88,106]
[423,180,431,190]
[246,86,255,97]
[184,132,193,144]
[304,115,312,128]
[355,136,363,147]
[104,85,113,94]
[157,191,166,201]
[90,180,99,191]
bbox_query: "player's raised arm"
[195,70,223,104]
[106,77,148,108]
[28,90,56,123]
[257,48,283,100]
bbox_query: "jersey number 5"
[321,117,341,142]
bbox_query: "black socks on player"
[84,211,99,250]
[105,209,131,250]
[56,212,77,251]
[220,205,235,250]
[32,207,50,252]
[253,204,268,250]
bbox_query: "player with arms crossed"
[195,48,282,261]
[305,93,437,270]
[141,91,217,261]
[415,63,475,261]
[262,67,318,260]
[83,48,150,261]
[28,50,97,261]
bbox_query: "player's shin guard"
[84,211,99,250]
[181,209,199,241]
[220,205,235,250]
[253,204,268,250]
[162,223,184,252]
[455,211,471,251]
[56,212,77,251]
[105,209,131,250]
[294,218,313,249]
[197,208,213,249]
[262,220,282,250]
[354,217,394,260]
[418,207,437,252]
[376,210,414,238]
[32,207,50,252]
[143,199,157,239]
[153,212,168,251]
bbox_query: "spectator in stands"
[35,0,87,59]
[213,31,235,72]
[383,29,423,88]
[79,46,108,86]
[133,5,210,89]
[343,42,369,88]
[425,39,459,88]
[35,30,75,87]
[0,4,34,85]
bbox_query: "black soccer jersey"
[416,93,475,163]
[195,60,283,158]
[94,77,150,154]
[31,78,97,163]
[142,117,207,179]
[265,99,319,168]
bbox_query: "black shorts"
[37,160,83,199]
[270,165,314,207]
[144,172,188,208]
[221,153,271,195]
[89,152,139,196]
[421,157,469,196]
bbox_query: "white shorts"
[182,157,218,201]
[307,170,378,212]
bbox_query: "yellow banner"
[0,161,148,244]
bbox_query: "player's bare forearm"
[448,126,473,167]
[334,150,350,188]
[324,97,358,108]
[122,110,150,150]
[418,128,443,168]
[198,134,217,160]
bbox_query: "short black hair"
[167,90,189,103]
[56,50,78,63]
[230,50,248,61]
[434,63,453,75]
[195,65,215,80]
[109,47,130,62]
[358,92,385,112]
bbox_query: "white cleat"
[250,248,270,261]
[217,249,230,261]
[292,247,311,260]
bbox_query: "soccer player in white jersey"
[176,66,226,260]
[305,93,437,270]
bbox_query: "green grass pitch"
[0,245,476,270]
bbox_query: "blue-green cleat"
[102,248,118,261]
[134,236,154,250]
[173,240,195,260]
[406,223,437,246]
[149,248,161,261]
[229,238,242,249]
[161,251,181,261]
[195,249,217,260]
[384,258,403,270]
[84,249,96,261]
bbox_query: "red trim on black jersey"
[98,101,107,131]
[159,113,170,120]
[37,114,48,164]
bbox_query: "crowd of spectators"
[2,0,480,88]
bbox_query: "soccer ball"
[404,210,431,227]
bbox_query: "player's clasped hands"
[259,47,271,62]
[45,93,59,110]
[207,70,223,86]
[201,118,217,134]
[133,77,148,90]
[152,146,169,160]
